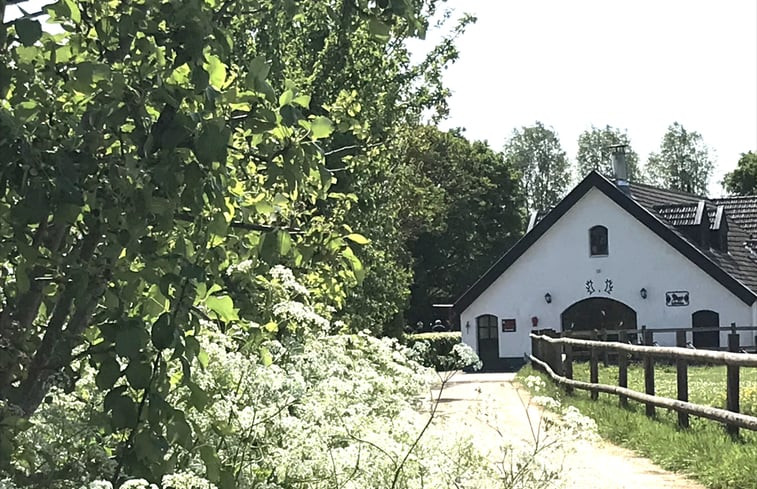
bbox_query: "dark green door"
[692,310,719,349]
[477,314,499,370]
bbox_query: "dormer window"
[590,225,608,256]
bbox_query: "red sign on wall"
[502,319,516,332]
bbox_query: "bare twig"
[389,370,454,488]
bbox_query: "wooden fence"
[529,329,757,436]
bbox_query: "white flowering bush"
[405,333,482,371]
[2,268,494,488]
[2,267,593,489]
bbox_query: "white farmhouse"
[454,164,757,371]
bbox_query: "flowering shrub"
[3,269,590,489]
[405,332,482,371]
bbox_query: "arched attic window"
[589,225,608,256]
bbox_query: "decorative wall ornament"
[585,280,595,294]
[604,279,614,294]
[666,291,690,307]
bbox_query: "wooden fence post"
[727,324,740,437]
[531,334,540,372]
[643,327,655,417]
[675,330,689,428]
[618,331,628,408]
[590,343,599,401]
[564,343,573,394]
[601,328,609,366]
[549,338,562,376]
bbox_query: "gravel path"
[430,372,706,489]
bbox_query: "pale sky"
[412,0,757,196]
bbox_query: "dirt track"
[430,372,706,489]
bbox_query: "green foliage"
[576,125,643,182]
[647,122,714,195]
[400,126,526,324]
[504,121,571,211]
[222,0,475,336]
[405,332,478,371]
[723,151,757,195]
[0,0,444,484]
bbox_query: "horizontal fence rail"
[535,335,757,367]
[529,331,757,436]
[528,354,757,431]
[564,325,757,335]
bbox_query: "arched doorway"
[561,298,637,333]
[692,310,720,349]
[476,314,499,371]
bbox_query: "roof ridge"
[713,195,757,200]
[630,181,709,199]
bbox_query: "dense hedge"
[405,332,463,371]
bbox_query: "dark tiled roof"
[628,182,757,294]
[653,203,699,227]
[628,181,707,208]
[711,196,757,237]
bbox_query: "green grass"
[517,364,757,489]
[570,361,757,416]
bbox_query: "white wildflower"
[226,259,255,275]
[0,479,18,489]
[452,343,482,371]
[531,396,561,410]
[270,265,310,297]
[162,471,217,489]
[558,405,599,442]
[524,375,546,393]
[272,300,329,330]
[119,479,157,489]
[86,482,113,489]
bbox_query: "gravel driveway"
[429,371,706,489]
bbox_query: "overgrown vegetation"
[0,0,500,486]
[518,364,757,489]
[404,332,475,371]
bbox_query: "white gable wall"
[460,188,755,359]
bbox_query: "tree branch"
[11,225,101,416]
[324,142,383,157]
[175,212,303,234]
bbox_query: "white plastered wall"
[460,188,755,359]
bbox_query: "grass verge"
[517,364,757,489]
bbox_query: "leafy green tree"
[0,0,436,483]
[723,151,757,195]
[647,122,714,194]
[504,122,570,211]
[576,125,642,181]
[403,126,526,325]
[256,8,475,336]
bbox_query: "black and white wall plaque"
[665,291,690,307]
